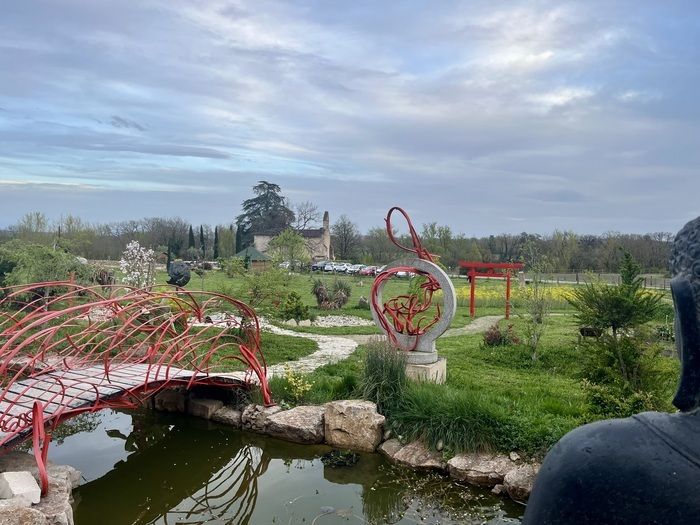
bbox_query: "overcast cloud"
[0,0,698,235]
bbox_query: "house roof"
[235,246,271,261]
[252,227,324,239]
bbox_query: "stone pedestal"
[405,357,446,384]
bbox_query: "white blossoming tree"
[119,240,156,288]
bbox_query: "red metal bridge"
[0,282,272,494]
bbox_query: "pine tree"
[213,227,219,259]
[188,225,195,249]
[199,225,205,257]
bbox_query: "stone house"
[253,211,332,261]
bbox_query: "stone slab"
[0,472,40,505]
[187,398,223,420]
[392,440,446,471]
[211,406,242,427]
[405,358,446,384]
[154,389,187,413]
[266,405,325,444]
[447,453,516,488]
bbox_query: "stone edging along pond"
[155,390,541,505]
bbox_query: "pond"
[48,410,525,524]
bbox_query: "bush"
[311,278,352,309]
[360,340,407,414]
[281,292,310,325]
[0,240,94,288]
[482,323,520,347]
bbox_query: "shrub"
[360,340,407,414]
[311,278,352,309]
[220,257,246,278]
[482,323,520,347]
[281,292,310,325]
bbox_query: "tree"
[188,225,195,250]
[331,215,360,260]
[199,225,205,257]
[267,228,310,270]
[119,241,156,289]
[281,292,310,325]
[213,227,219,259]
[292,201,321,231]
[567,253,663,387]
[235,181,295,249]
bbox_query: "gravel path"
[266,315,504,373]
[262,323,359,376]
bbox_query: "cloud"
[0,0,698,234]
[109,115,145,131]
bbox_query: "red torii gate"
[458,261,524,319]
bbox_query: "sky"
[1,0,699,236]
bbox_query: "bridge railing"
[0,282,272,493]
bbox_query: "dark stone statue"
[167,261,191,287]
[523,217,700,524]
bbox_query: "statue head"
[669,216,700,411]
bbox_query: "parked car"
[278,261,291,269]
[323,263,335,272]
[347,264,365,274]
[359,265,377,276]
[332,262,350,273]
[311,260,328,271]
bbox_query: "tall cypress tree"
[213,227,219,259]
[188,225,195,249]
[199,225,205,257]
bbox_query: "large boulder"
[447,453,515,487]
[241,404,283,433]
[504,463,540,501]
[324,400,385,452]
[392,440,446,471]
[266,406,325,444]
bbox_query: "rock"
[187,398,223,420]
[266,406,325,444]
[324,400,385,452]
[0,472,40,504]
[447,453,515,487]
[211,406,242,427]
[392,441,446,471]
[241,404,283,433]
[0,453,79,525]
[0,504,47,525]
[436,439,444,452]
[509,451,521,462]
[492,484,505,495]
[35,476,74,525]
[377,439,403,460]
[154,389,186,413]
[383,429,392,441]
[504,463,540,502]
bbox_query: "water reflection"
[49,410,522,524]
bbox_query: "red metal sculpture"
[370,207,455,353]
[0,282,272,494]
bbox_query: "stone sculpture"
[167,261,191,287]
[523,216,700,524]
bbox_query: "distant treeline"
[0,212,674,273]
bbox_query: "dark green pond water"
[48,409,524,524]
